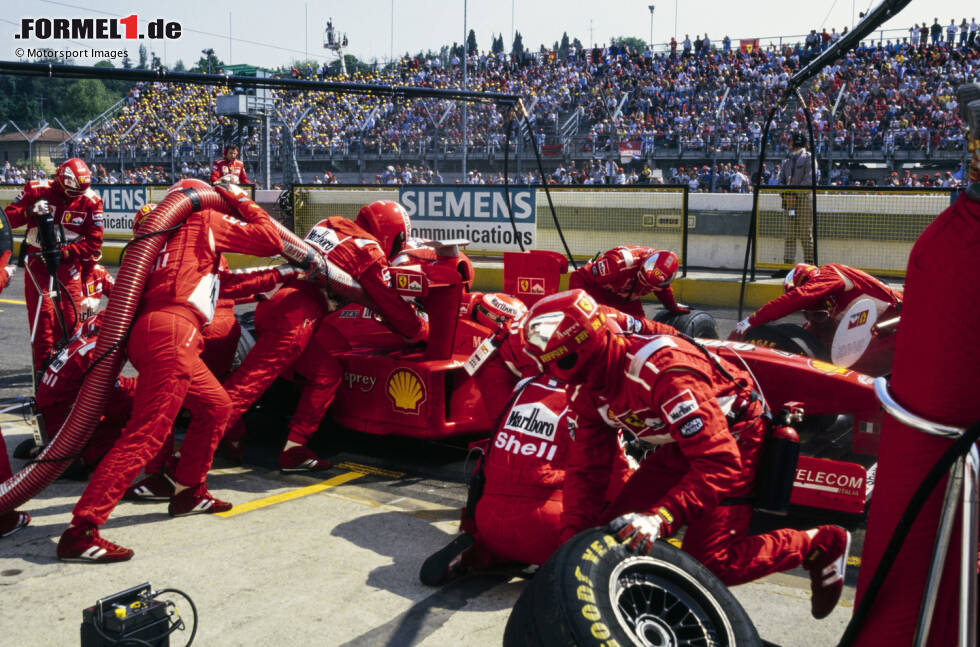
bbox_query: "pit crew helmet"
[472,292,527,329]
[355,200,411,260]
[56,158,92,197]
[635,250,680,293]
[784,263,818,292]
[523,289,616,383]
[131,203,159,234]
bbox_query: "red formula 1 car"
[249,248,881,522]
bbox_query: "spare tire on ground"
[503,527,760,647]
[653,309,719,339]
[742,323,829,361]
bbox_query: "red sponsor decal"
[517,277,545,295]
[790,456,867,514]
[847,310,869,329]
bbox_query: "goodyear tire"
[743,323,829,361]
[503,528,760,647]
[653,309,719,339]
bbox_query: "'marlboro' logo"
[503,403,559,440]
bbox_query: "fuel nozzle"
[779,401,806,427]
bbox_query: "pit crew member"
[35,314,137,473]
[421,295,681,584]
[219,200,428,472]
[4,158,104,371]
[210,145,251,185]
[525,289,851,619]
[79,253,113,318]
[731,262,903,345]
[568,246,688,319]
[57,179,285,563]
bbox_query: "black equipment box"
[80,582,170,647]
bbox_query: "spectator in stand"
[931,18,942,45]
[961,19,970,45]
[682,34,692,56]
[947,19,958,45]
[970,18,978,45]
[722,35,731,53]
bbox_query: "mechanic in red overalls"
[124,244,296,501]
[523,289,851,619]
[35,314,137,474]
[421,296,681,584]
[568,246,688,318]
[210,145,250,185]
[853,123,980,645]
[218,200,428,472]
[4,158,104,371]
[79,253,113,318]
[56,179,284,563]
[732,263,902,344]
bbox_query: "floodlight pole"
[649,5,656,49]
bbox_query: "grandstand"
[4,23,978,189]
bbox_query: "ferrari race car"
[246,247,881,523]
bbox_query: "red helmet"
[56,158,92,197]
[167,178,211,194]
[783,263,818,292]
[636,250,680,293]
[132,203,159,234]
[523,289,616,383]
[355,200,411,259]
[471,292,528,329]
[589,246,658,299]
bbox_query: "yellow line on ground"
[216,471,365,518]
[0,298,25,305]
[335,461,405,478]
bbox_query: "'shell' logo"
[848,310,869,329]
[386,368,426,415]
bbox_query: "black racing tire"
[653,309,719,339]
[743,323,829,361]
[503,528,760,647]
[12,438,41,460]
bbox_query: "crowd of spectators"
[61,18,978,190]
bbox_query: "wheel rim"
[610,557,734,647]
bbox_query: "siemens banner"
[91,185,152,236]
[399,187,535,252]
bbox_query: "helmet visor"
[526,312,565,353]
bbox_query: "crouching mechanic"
[523,289,851,619]
[57,179,286,563]
[569,246,688,319]
[732,262,902,346]
[219,200,428,471]
[421,295,680,584]
[36,314,137,474]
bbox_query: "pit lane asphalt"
[0,276,860,646]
